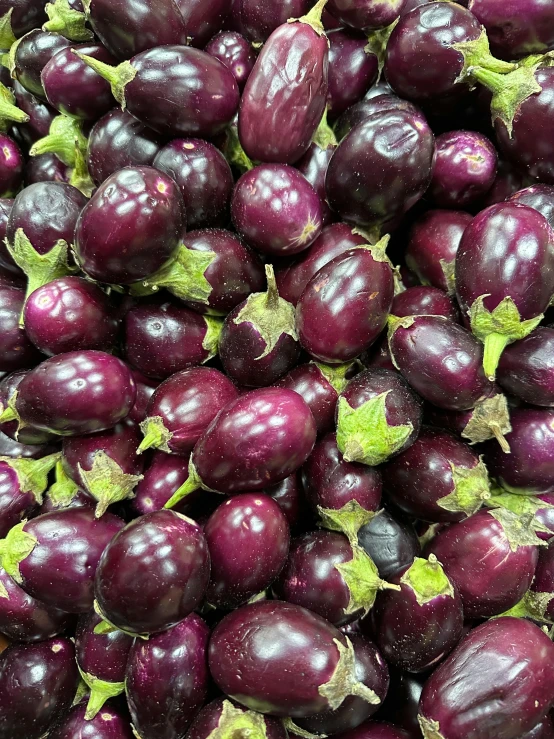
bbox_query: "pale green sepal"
[439,258,456,296]
[72,52,136,108]
[319,635,381,710]
[452,28,515,84]
[291,0,328,37]
[164,459,205,509]
[29,114,88,167]
[222,123,254,173]
[0,397,17,423]
[486,488,554,517]
[208,699,272,739]
[0,521,38,583]
[317,500,378,543]
[72,678,89,706]
[461,393,512,453]
[312,107,337,150]
[48,460,81,508]
[43,0,93,40]
[69,142,95,197]
[400,555,454,606]
[78,451,143,518]
[335,543,400,617]
[93,599,149,640]
[437,458,491,517]
[493,590,554,624]
[282,719,325,739]
[138,416,173,454]
[202,315,224,361]
[6,32,22,77]
[418,522,443,550]
[314,360,357,395]
[1,452,61,505]
[365,18,399,80]
[0,83,29,132]
[418,715,446,739]
[0,9,16,50]
[489,508,550,552]
[79,667,125,720]
[0,581,8,599]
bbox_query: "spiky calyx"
[335,542,400,617]
[0,521,38,583]
[137,416,173,454]
[365,18,399,80]
[437,458,491,517]
[418,716,445,739]
[401,555,454,607]
[495,590,554,624]
[312,107,337,151]
[78,668,125,720]
[314,360,357,395]
[208,700,272,739]
[0,9,16,49]
[489,508,550,552]
[43,0,93,41]
[318,500,379,543]
[0,452,60,506]
[202,315,224,362]
[461,393,511,453]
[292,0,328,36]
[319,636,381,710]
[48,459,82,508]
[78,452,143,518]
[164,459,206,509]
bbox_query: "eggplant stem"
[483,331,510,380]
[264,264,280,310]
[489,421,511,454]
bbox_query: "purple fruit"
[469,0,554,59]
[25,152,69,185]
[8,29,71,100]
[0,285,43,371]
[12,79,57,146]
[510,184,554,230]
[205,31,256,90]
[531,541,554,620]
[497,327,554,406]
[326,0,404,30]
[362,333,396,373]
[357,511,421,580]
[0,0,46,39]
[266,473,304,528]
[132,451,197,516]
[0,199,18,277]
[391,287,458,321]
[0,429,58,459]
[237,0,312,42]
[187,698,287,739]
[0,134,24,197]
[173,0,229,48]
[334,93,421,142]
[0,452,59,536]
[327,29,378,119]
[378,670,424,737]
[127,368,158,426]
[49,699,134,739]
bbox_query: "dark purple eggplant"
[8,29,71,100]
[0,134,23,197]
[0,199,18,276]
[327,29,378,119]
[482,157,532,207]
[418,617,554,739]
[0,0,46,41]
[378,670,424,738]
[205,31,256,90]
[94,509,209,635]
[0,284,43,370]
[531,540,554,620]
[12,79,56,146]
[188,698,287,739]
[209,599,384,717]
[173,0,229,48]
[497,327,554,406]
[297,241,394,363]
[469,0,554,59]
[138,367,238,456]
[77,45,239,139]
[357,510,421,580]
[25,152,69,184]
[334,93,421,142]
[0,452,59,535]
[510,184,554,230]
[238,0,329,164]
[266,473,304,529]
[389,315,493,410]
[362,332,396,372]
[127,368,158,426]
[0,636,79,739]
[0,428,58,460]
[49,699,134,739]
[332,721,410,739]
[391,287,458,321]
[326,0,403,30]
[336,368,422,467]
[236,0,312,42]
[132,451,198,516]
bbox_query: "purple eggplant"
[9,350,136,436]
[205,31,256,90]
[0,452,59,536]
[391,287,458,321]
[510,184,554,230]
[127,368,159,426]
[482,157,532,207]
[334,93,421,142]
[327,29,379,119]
[266,473,304,529]
[0,0,46,40]
[8,29,71,100]
[362,333,396,372]
[205,492,290,608]
[238,0,328,164]
[469,0,554,59]
[188,698,287,739]
[236,0,312,42]
[426,508,541,618]
[357,510,421,580]
[325,107,434,226]
[497,327,554,406]
[0,199,18,276]
[297,241,394,363]
[389,315,493,411]
[378,670,424,738]
[0,284,43,370]
[336,368,422,467]
[0,428,58,460]
[12,79,57,146]
[531,540,554,620]
[132,451,198,516]
[77,45,239,139]
[418,617,554,739]
[405,209,472,295]
[332,722,410,739]
[94,509,209,635]
[138,367,239,456]
[0,134,23,197]
[326,0,403,30]
[25,152,69,184]
[173,0,229,48]
[49,699,134,739]
[209,599,384,717]
[0,636,79,739]
[124,298,223,380]
[0,507,124,613]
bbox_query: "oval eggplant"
[24,153,69,185]
[509,184,554,230]
[0,134,24,198]
[132,451,193,515]
[327,29,378,118]
[0,284,43,371]
[205,31,256,90]
[326,0,404,30]
[496,327,554,406]
[357,511,421,580]
[48,699,134,739]
[391,287,458,321]
[236,0,312,42]
[9,29,71,100]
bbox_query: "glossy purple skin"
[7,181,87,256]
[469,0,554,59]
[326,109,435,226]
[266,473,303,528]
[75,166,184,285]
[126,613,209,738]
[391,287,458,321]
[124,298,215,380]
[426,509,539,618]
[429,130,497,208]
[86,0,189,60]
[534,493,554,542]
[497,327,554,406]
[12,80,57,146]
[532,541,554,619]
[23,276,118,356]
[25,153,69,185]
[327,29,378,119]
[237,0,311,42]
[482,158,531,207]
[192,387,317,494]
[232,164,323,257]
[205,493,290,608]
[38,488,93,516]
[123,46,239,139]
[0,429,58,459]
[276,223,367,306]
[173,0,229,48]
[205,31,255,90]
[0,637,79,739]
[0,461,39,536]
[0,200,18,276]
[333,722,410,739]
[0,564,71,642]
[75,611,133,684]
[0,134,24,198]
[87,108,163,187]
[511,717,554,739]
[127,368,158,425]
[384,3,482,102]
[10,30,71,100]
[327,0,404,30]
[357,511,421,580]
[390,316,492,411]
[132,451,192,515]
[188,698,287,739]
[49,700,134,739]
[486,407,554,494]
[295,142,336,227]
[405,209,472,293]
[378,670,423,738]
[334,94,420,142]
[456,202,554,321]
[362,333,395,372]
[303,432,382,515]
[297,247,394,363]
[0,285,43,372]
[369,564,464,673]
[0,0,46,37]
[145,367,239,456]
[153,139,233,230]
[15,351,136,436]
[510,185,554,230]
[419,617,554,739]
[95,510,210,634]
[13,507,124,613]
[276,362,344,434]
[41,43,115,120]
[239,20,328,165]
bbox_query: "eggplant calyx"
[439,258,456,296]
[293,0,328,37]
[69,143,94,197]
[335,542,400,617]
[202,315,224,362]
[0,521,38,584]
[164,458,206,509]
[401,555,455,606]
[79,668,125,720]
[354,234,391,264]
[365,18,399,80]
[312,107,337,151]
[93,600,149,640]
[489,508,550,551]
[314,360,357,395]
[336,392,413,467]
[318,501,379,544]
[0,83,29,131]
[319,635,381,709]
[462,393,511,452]
[282,719,325,739]
[469,295,543,380]
[43,0,93,41]
[0,581,8,599]
[222,122,254,173]
[233,264,298,360]
[73,51,136,108]
[418,715,445,739]
[6,32,23,77]
[78,452,143,518]
[452,28,516,84]
[209,699,270,739]
[494,590,554,624]
[418,522,442,550]
[138,416,173,454]
[29,114,88,168]
[1,452,61,505]
[0,390,18,424]
[437,458,491,517]
[48,459,82,508]
[0,9,16,49]
[487,488,554,517]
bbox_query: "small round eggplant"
[8,29,71,100]
[531,541,554,620]
[205,493,290,608]
[24,152,69,185]
[205,31,256,90]
[418,617,554,739]
[0,134,24,197]
[48,699,134,739]
[326,0,403,30]
[138,367,239,456]
[426,508,540,618]
[173,0,229,48]
[357,511,421,580]
[327,29,379,119]
[509,184,554,230]
[297,241,394,363]
[0,636,79,739]
[496,327,554,407]
[188,698,287,739]
[391,287,458,321]
[0,284,43,371]
[132,451,192,515]
[0,507,124,613]
[369,556,464,673]
[209,599,384,717]
[389,315,493,411]
[383,427,491,522]
[94,509,210,635]
[336,368,422,467]
[125,613,210,738]
[334,92,420,142]
[232,164,323,257]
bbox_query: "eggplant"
[25,152,69,184]
[378,670,424,738]
[531,540,554,620]
[0,452,59,535]
[0,507,124,612]
[8,29,71,100]
[0,199,18,276]
[125,613,210,739]
[326,0,404,30]
[0,134,23,197]
[12,79,57,146]
[132,451,193,515]
[469,0,554,59]
[49,699,134,739]
[188,698,287,739]
[205,31,256,90]
[496,327,554,406]
[327,29,378,119]
[238,0,329,164]
[173,0,229,48]
[418,617,554,739]
[266,474,304,529]
[391,287,458,321]
[0,0,46,40]
[357,510,421,580]
[127,368,159,426]
[509,184,554,230]
[236,0,312,42]
[0,284,43,371]
[334,93,421,142]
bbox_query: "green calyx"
[0,581,8,599]
[354,234,391,264]
[0,83,29,132]
[233,264,298,360]
[0,452,61,506]
[437,457,491,518]
[314,360,357,395]
[79,668,125,720]
[164,458,205,509]
[222,123,254,173]
[207,700,270,739]
[318,500,379,545]
[93,601,148,640]
[439,258,456,296]
[0,389,18,425]
[312,107,337,151]
[418,716,445,739]
[319,635,381,710]
[73,51,136,108]
[69,142,94,197]
[0,9,17,49]
[78,452,143,518]
[43,0,93,40]
[469,295,543,380]
[461,393,512,453]
[335,542,400,617]
[29,114,88,167]
[336,392,413,467]
[137,416,173,454]
[365,18,399,80]
[48,460,81,509]
[0,521,38,584]
[202,315,224,361]
[401,555,454,607]
[489,507,550,552]
[293,0,328,37]
[452,28,516,84]
[485,488,554,537]
[494,590,554,624]
[282,719,323,739]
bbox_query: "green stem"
[264,264,280,310]
[30,133,77,165]
[470,66,506,95]
[164,461,204,509]
[73,52,136,107]
[297,0,328,34]
[137,416,172,454]
[483,332,510,381]
[0,84,29,128]
[312,107,337,150]
[81,672,125,720]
